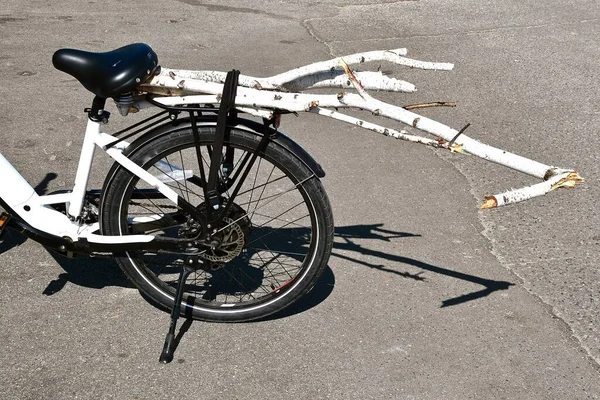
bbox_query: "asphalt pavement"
[1,0,599,399]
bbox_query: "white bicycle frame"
[0,116,185,246]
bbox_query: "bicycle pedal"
[0,213,11,240]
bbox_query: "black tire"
[100,122,333,322]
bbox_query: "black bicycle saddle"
[52,43,158,99]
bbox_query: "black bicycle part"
[53,43,158,99]
[104,110,171,149]
[212,117,275,225]
[107,109,326,180]
[145,96,218,114]
[85,96,110,123]
[159,265,195,364]
[158,70,241,358]
[207,70,239,210]
[189,110,211,218]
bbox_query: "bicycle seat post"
[85,96,110,123]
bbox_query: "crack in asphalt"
[302,18,334,56]
[479,216,600,369]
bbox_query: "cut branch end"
[550,172,584,191]
[481,196,498,209]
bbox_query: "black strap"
[206,69,240,210]
[212,115,276,224]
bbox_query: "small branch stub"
[448,122,471,147]
[404,102,456,110]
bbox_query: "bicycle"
[0,43,334,363]
[0,42,581,364]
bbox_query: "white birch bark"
[263,49,453,88]
[155,49,452,91]
[140,48,583,208]
[281,71,416,93]
[154,69,416,93]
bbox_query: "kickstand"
[159,265,194,364]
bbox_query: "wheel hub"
[177,201,250,267]
[202,217,245,263]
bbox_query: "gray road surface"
[1,0,599,398]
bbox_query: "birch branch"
[481,172,584,209]
[319,74,583,209]
[146,74,558,179]
[155,67,419,93]
[309,107,458,150]
[141,48,583,208]
[265,49,453,88]
[153,91,461,151]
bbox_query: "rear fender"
[120,115,325,178]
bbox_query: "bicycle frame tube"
[0,149,87,240]
[0,118,182,245]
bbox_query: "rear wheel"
[100,124,333,322]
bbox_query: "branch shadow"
[1,172,512,313]
[264,222,513,320]
[328,223,514,308]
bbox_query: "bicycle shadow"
[0,222,513,311]
[0,215,513,360]
[1,173,513,315]
[0,173,133,294]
